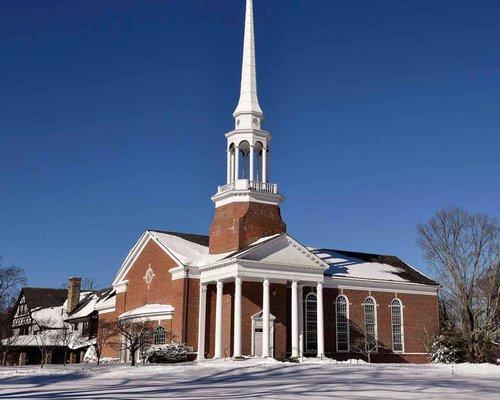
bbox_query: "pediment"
[236,234,328,269]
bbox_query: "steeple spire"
[233,0,263,127]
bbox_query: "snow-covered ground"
[0,359,498,399]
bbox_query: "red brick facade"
[100,238,439,363]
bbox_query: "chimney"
[66,277,81,314]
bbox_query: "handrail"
[291,347,304,363]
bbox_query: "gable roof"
[22,288,68,311]
[310,248,438,286]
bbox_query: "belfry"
[209,0,286,254]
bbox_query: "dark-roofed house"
[97,0,440,364]
[5,279,113,365]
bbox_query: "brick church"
[99,0,439,363]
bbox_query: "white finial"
[233,0,263,128]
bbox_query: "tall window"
[363,297,378,352]
[305,292,317,352]
[336,295,349,352]
[391,299,404,352]
[154,326,166,345]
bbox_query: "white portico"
[196,234,328,360]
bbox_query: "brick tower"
[209,0,286,254]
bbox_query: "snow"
[0,362,497,399]
[67,292,99,320]
[118,304,174,320]
[31,305,66,328]
[150,231,232,267]
[311,248,410,282]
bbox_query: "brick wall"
[209,202,286,254]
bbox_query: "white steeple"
[211,0,283,210]
[233,0,263,130]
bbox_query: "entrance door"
[251,311,275,357]
[253,328,263,357]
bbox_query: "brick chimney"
[66,277,81,314]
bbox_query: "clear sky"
[1,0,499,288]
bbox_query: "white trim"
[335,295,350,353]
[390,298,405,353]
[118,305,175,323]
[114,280,128,293]
[169,266,201,280]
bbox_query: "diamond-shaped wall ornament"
[143,264,155,289]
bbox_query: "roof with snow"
[310,248,438,285]
[146,230,437,286]
[66,287,113,321]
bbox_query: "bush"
[430,335,464,364]
[145,343,190,364]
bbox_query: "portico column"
[197,283,207,361]
[262,278,270,357]
[235,146,240,180]
[291,281,299,358]
[298,285,304,355]
[316,282,325,358]
[262,146,267,183]
[214,280,223,359]
[233,277,242,358]
[249,145,255,181]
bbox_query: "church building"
[99,0,440,363]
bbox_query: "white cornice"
[211,190,284,208]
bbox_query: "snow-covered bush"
[145,343,190,364]
[83,346,98,364]
[430,335,463,364]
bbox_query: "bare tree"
[0,259,26,365]
[95,320,118,365]
[0,259,27,311]
[108,320,154,366]
[81,278,98,291]
[350,323,382,363]
[417,207,500,362]
[54,322,74,366]
[33,319,62,368]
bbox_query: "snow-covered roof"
[149,230,233,267]
[310,248,438,285]
[31,305,66,329]
[118,304,175,321]
[66,288,113,320]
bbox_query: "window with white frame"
[391,298,404,352]
[363,297,378,352]
[336,295,349,352]
[305,292,317,352]
[154,326,166,345]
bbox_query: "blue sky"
[1,0,499,288]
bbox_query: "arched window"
[391,299,404,352]
[336,295,349,352]
[305,292,317,352]
[363,297,378,352]
[154,326,166,345]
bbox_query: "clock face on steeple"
[252,117,259,126]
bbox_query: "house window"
[82,321,89,336]
[391,298,404,352]
[154,326,166,345]
[305,292,317,352]
[336,295,349,352]
[363,297,378,352]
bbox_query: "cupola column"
[262,146,268,183]
[249,144,255,181]
[226,149,232,184]
[235,145,240,181]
